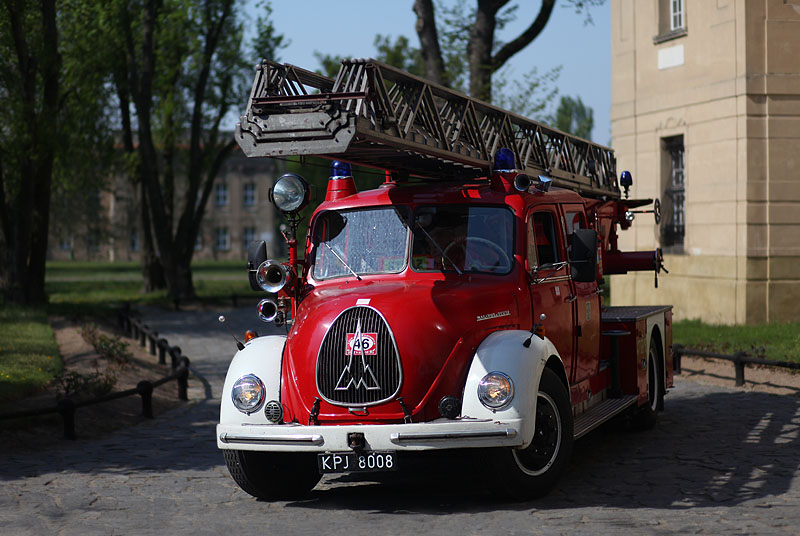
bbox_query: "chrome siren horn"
[257,298,279,323]
[255,260,291,293]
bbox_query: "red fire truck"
[217,59,672,500]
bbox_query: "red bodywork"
[276,174,666,426]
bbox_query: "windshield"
[411,205,514,274]
[311,207,410,280]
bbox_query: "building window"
[130,229,139,252]
[215,183,228,206]
[655,0,687,43]
[59,236,72,251]
[243,183,256,206]
[215,227,230,251]
[195,232,203,251]
[661,136,685,253]
[242,226,256,250]
[670,0,684,31]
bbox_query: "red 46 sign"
[346,333,378,355]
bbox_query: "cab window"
[528,211,561,268]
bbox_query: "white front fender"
[461,330,562,448]
[219,335,286,425]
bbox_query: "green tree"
[553,95,594,140]
[0,0,112,304]
[104,0,285,299]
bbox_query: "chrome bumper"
[217,418,523,452]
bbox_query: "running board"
[573,395,638,439]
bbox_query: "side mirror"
[570,229,598,283]
[247,240,268,291]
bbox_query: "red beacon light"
[325,160,357,201]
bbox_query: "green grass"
[0,306,63,401]
[674,319,800,362]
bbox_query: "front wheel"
[488,368,573,500]
[224,450,321,500]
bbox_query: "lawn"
[0,306,63,401]
[673,319,800,362]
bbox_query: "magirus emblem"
[335,318,380,391]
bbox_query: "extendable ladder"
[236,58,619,199]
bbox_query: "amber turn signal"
[244,330,258,343]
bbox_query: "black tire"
[631,335,664,430]
[224,450,321,500]
[489,368,573,500]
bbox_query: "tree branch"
[491,0,555,72]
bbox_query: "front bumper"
[217,417,524,452]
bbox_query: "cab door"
[526,207,574,379]
[562,204,601,386]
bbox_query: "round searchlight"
[271,173,310,213]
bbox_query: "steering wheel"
[442,237,511,272]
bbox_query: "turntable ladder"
[235,58,619,199]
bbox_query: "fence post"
[157,338,169,365]
[169,346,182,369]
[673,344,683,375]
[734,351,746,387]
[148,332,158,356]
[177,357,190,401]
[131,320,140,341]
[140,325,148,347]
[137,381,154,418]
[57,398,76,440]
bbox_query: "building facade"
[48,149,283,264]
[611,0,800,323]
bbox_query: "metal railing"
[0,305,190,440]
[673,344,800,387]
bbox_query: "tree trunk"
[139,180,166,292]
[0,0,59,305]
[413,0,446,86]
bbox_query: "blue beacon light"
[493,148,516,172]
[330,160,352,179]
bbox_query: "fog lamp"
[478,372,514,410]
[231,374,265,414]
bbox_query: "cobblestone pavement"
[2,307,800,535]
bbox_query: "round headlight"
[271,173,309,213]
[231,374,265,414]
[478,372,514,410]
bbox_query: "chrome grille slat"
[316,306,402,406]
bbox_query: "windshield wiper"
[415,222,463,276]
[323,242,362,280]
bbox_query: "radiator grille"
[316,306,402,406]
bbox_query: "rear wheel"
[489,368,573,500]
[632,335,663,430]
[224,450,321,500]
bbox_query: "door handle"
[566,294,578,303]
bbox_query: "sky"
[243,1,611,144]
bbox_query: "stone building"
[48,148,283,263]
[610,0,800,323]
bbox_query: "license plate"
[317,451,398,474]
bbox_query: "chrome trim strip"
[219,433,324,445]
[390,428,517,443]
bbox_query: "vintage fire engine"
[217,59,672,500]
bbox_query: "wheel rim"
[513,391,562,476]
[648,347,660,412]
